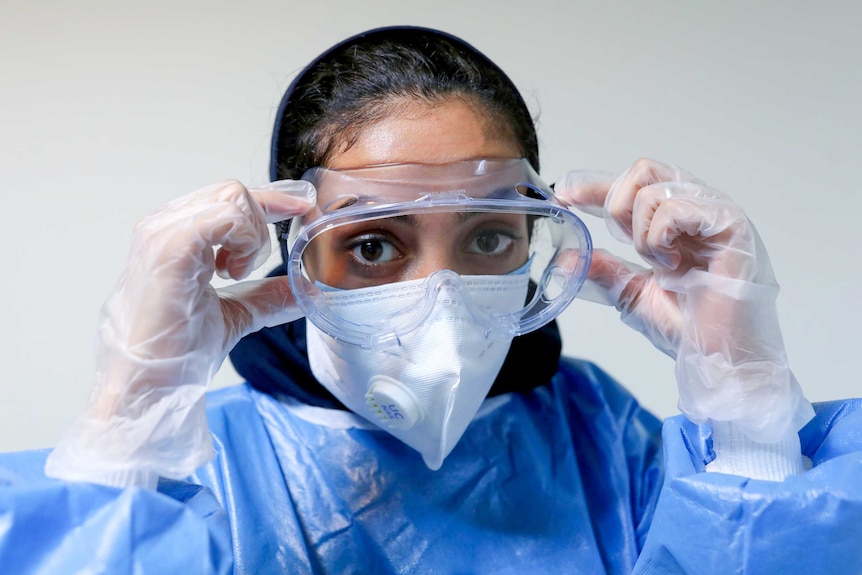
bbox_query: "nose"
[409,243,460,280]
[399,212,466,281]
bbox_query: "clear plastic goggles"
[285,159,592,350]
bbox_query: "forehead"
[327,98,521,170]
[332,209,528,230]
[306,159,536,211]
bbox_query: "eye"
[467,230,514,255]
[349,236,400,264]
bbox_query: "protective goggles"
[285,159,592,349]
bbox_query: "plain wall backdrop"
[1,0,860,452]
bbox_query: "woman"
[4,26,861,574]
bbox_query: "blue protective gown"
[1,355,861,574]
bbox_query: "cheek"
[303,239,344,286]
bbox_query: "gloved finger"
[575,248,646,307]
[124,180,314,335]
[630,183,689,269]
[633,183,755,279]
[132,181,262,283]
[211,181,316,280]
[604,158,702,243]
[552,170,617,218]
[578,249,682,357]
[249,180,318,224]
[217,275,305,349]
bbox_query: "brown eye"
[359,240,384,261]
[350,237,399,264]
[468,231,512,255]
[475,231,501,253]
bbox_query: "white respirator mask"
[306,271,529,469]
[284,159,592,469]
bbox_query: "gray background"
[2,0,859,452]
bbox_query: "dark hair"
[270,27,539,182]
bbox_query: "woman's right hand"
[45,180,316,487]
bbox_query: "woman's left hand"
[554,158,813,443]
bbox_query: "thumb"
[217,275,305,350]
[581,250,683,358]
[577,248,647,308]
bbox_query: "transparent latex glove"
[45,180,316,488]
[555,159,814,478]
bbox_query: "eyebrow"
[389,212,483,227]
[330,194,484,225]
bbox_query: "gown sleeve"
[633,399,862,574]
[0,448,233,574]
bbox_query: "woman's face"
[303,99,529,289]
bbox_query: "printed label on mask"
[365,376,424,430]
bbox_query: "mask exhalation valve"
[365,375,424,430]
